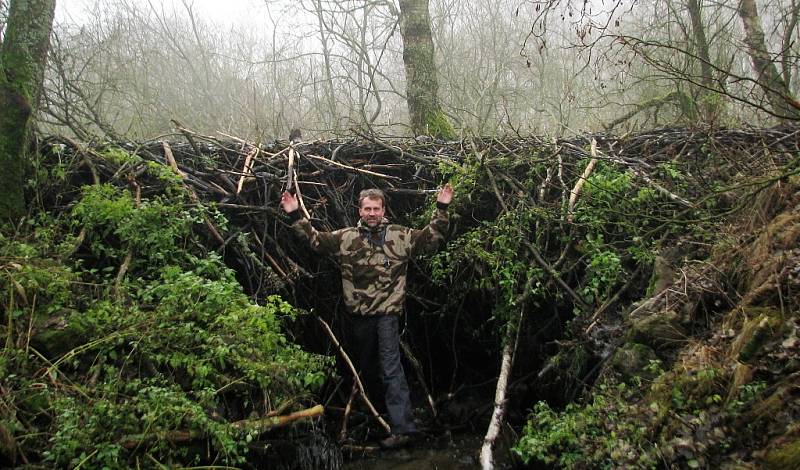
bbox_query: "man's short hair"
[358,188,385,208]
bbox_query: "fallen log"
[120,404,324,449]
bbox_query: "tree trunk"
[0,0,57,221]
[686,0,721,119]
[397,0,453,138]
[687,0,713,90]
[479,336,515,470]
[737,0,800,120]
[780,0,800,88]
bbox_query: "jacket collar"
[357,218,389,246]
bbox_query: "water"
[342,433,490,470]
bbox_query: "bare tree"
[295,0,405,133]
[44,0,297,139]
[0,1,8,35]
[47,0,800,141]
[0,0,56,221]
[686,0,720,119]
[309,0,339,129]
[775,0,800,92]
[738,0,800,119]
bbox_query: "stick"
[170,120,202,157]
[556,140,567,217]
[340,384,359,441]
[479,342,514,469]
[293,169,312,220]
[400,340,438,418]
[286,146,296,192]
[114,176,141,300]
[480,324,517,470]
[236,147,258,194]
[162,142,226,246]
[317,317,391,433]
[305,153,402,180]
[162,141,182,174]
[231,404,324,430]
[567,138,599,223]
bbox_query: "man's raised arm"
[280,191,341,255]
[409,184,453,255]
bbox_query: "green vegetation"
[513,384,656,469]
[0,151,330,467]
[432,141,797,469]
[764,437,800,470]
[431,154,696,332]
[3,130,795,469]
[513,363,775,469]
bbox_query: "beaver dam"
[1,125,799,469]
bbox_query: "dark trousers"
[351,315,416,435]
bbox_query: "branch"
[316,316,391,433]
[566,138,599,222]
[120,405,324,449]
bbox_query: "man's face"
[359,197,385,227]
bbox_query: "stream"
[341,433,517,470]
[342,435,481,470]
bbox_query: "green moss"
[732,308,783,363]
[0,84,33,221]
[628,310,687,352]
[610,342,658,381]
[30,312,91,360]
[763,438,800,470]
[646,255,673,297]
[425,109,455,140]
[647,364,725,423]
[100,147,141,166]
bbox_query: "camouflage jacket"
[290,207,449,316]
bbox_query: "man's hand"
[281,191,299,213]
[437,184,454,205]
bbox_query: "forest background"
[42,0,800,140]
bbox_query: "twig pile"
[27,124,800,464]
[37,124,800,303]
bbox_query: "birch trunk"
[479,327,516,469]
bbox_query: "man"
[280,185,453,448]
